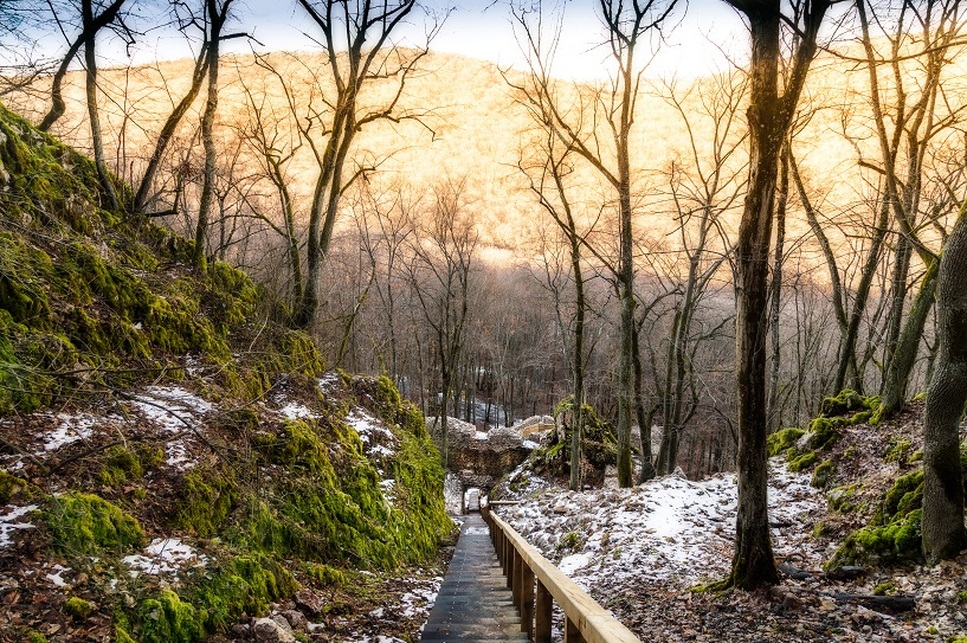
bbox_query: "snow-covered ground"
[497,460,829,590]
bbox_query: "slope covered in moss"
[0,104,452,642]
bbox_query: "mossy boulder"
[830,471,925,566]
[531,396,617,486]
[64,596,94,620]
[768,427,805,457]
[820,389,868,417]
[43,492,144,556]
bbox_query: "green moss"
[135,589,204,643]
[806,417,839,450]
[236,379,450,569]
[768,427,805,457]
[533,396,616,483]
[872,581,895,596]
[0,469,33,503]
[828,484,859,513]
[174,470,236,537]
[114,626,137,643]
[830,471,926,566]
[65,596,94,619]
[307,563,347,586]
[831,509,922,566]
[788,451,819,472]
[881,471,924,520]
[956,590,967,604]
[98,445,144,486]
[811,459,835,488]
[43,492,144,556]
[193,553,297,632]
[884,438,913,464]
[820,389,877,418]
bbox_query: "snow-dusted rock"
[253,616,296,643]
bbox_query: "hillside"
[493,395,967,642]
[0,104,452,641]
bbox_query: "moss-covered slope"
[0,105,451,642]
[0,103,324,411]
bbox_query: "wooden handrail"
[481,505,642,643]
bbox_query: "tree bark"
[879,258,938,418]
[192,0,229,272]
[922,202,967,564]
[720,0,830,590]
[81,0,119,212]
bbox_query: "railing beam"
[483,506,642,643]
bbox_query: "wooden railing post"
[535,581,552,643]
[519,561,535,637]
[565,616,583,642]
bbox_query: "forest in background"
[3,0,967,590]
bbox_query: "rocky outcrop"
[433,417,535,490]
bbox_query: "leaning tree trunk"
[878,259,939,419]
[922,203,967,564]
[82,0,119,212]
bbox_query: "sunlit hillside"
[7,40,967,276]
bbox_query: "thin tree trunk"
[134,44,210,213]
[767,149,788,427]
[38,0,127,132]
[192,0,228,271]
[82,0,119,212]
[878,258,939,418]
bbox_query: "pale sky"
[103,0,748,81]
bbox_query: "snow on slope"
[496,460,830,590]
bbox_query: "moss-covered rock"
[768,427,805,457]
[820,389,867,417]
[829,471,925,566]
[42,492,144,556]
[64,596,94,620]
[0,469,34,503]
[811,459,836,489]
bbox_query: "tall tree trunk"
[719,0,830,590]
[569,233,586,492]
[923,203,967,563]
[38,0,127,132]
[767,148,788,426]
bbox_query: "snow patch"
[44,413,97,451]
[131,386,212,433]
[45,564,71,587]
[280,402,315,420]
[0,504,37,549]
[122,537,208,578]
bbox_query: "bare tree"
[37,0,129,132]
[192,0,235,270]
[509,0,679,487]
[291,0,432,328]
[405,182,478,464]
[716,0,834,590]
